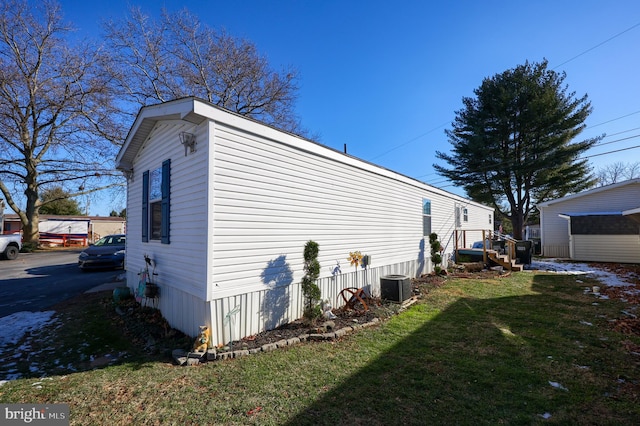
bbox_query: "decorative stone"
[186,357,200,366]
[233,350,250,358]
[262,343,277,352]
[249,348,262,355]
[286,337,300,346]
[334,328,348,338]
[217,352,234,360]
[275,339,289,348]
[322,332,336,340]
[206,349,217,361]
[322,320,336,331]
[188,351,206,360]
[308,333,324,341]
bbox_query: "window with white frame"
[463,207,468,222]
[149,167,162,240]
[422,198,431,236]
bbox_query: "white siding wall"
[123,100,493,344]
[539,182,640,258]
[203,121,492,344]
[571,235,640,264]
[209,122,492,300]
[124,120,212,336]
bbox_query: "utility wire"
[371,21,640,181]
[553,21,640,69]
[424,134,640,187]
[367,121,449,161]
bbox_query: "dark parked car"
[78,234,126,270]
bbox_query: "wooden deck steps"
[486,250,523,272]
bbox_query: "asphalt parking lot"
[0,250,121,318]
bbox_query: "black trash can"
[532,238,541,255]
[380,275,412,302]
[491,240,505,254]
[515,241,533,264]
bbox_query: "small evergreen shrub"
[429,232,443,274]
[302,240,322,323]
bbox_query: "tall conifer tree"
[435,60,600,238]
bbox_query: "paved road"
[0,250,121,318]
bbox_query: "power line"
[369,22,640,171]
[367,121,449,161]
[553,21,640,69]
[423,134,640,187]
[586,110,640,130]
[584,144,640,159]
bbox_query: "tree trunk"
[511,212,525,240]
[22,183,41,244]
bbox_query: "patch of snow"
[549,381,568,391]
[531,259,635,287]
[0,311,56,349]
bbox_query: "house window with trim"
[422,198,431,236]
[463,208,468,222]
[142,159,171,244]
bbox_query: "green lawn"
[1,270,638,425]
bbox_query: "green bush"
[302,240,322,323]
[429,233,443,274]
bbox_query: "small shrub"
[302,240,322,323]
[429,233,443,274]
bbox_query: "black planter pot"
[144,283,159,298]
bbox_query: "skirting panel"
[207,259,421,346]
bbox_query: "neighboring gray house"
[115,97,494,345]
[537,179,640,263]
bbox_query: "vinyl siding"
[209,121,492,299]
[539,181,640,257]
[124,120,211,334]
[120,98,494,343]
[571,235,640,264]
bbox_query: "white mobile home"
[116,97,493,345]
[537,179,640,262]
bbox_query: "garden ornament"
[193,325,211,352]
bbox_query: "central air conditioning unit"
[380,275,412,302]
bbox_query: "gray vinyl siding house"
[116,97,493,345]
[537,179,640,263]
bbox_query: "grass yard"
[1,269,639,425]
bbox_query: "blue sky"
[57,0,640,215]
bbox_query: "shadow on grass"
[286,274,638,425]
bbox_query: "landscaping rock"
[322,320,336,331]
[275,339,289,348]
[206,349,217,361]
[261,343,277,352]
[286,337,300,346]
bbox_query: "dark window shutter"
[161,159,171,244]
[142,170,149,242]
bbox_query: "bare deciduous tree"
[103,7,304,134]
[596,161,640,186]
[0,0,122,243]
